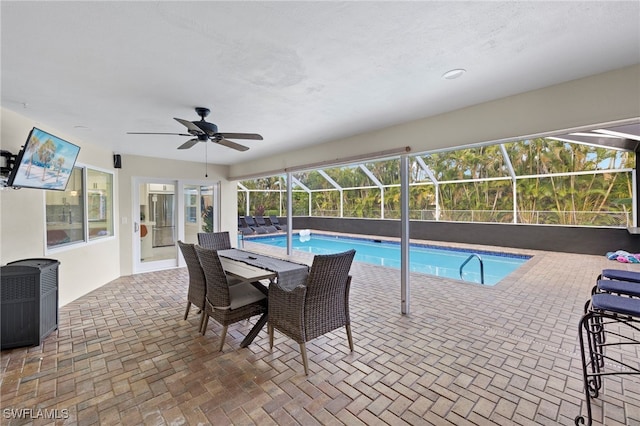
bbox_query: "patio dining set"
[575,268,640,425]
[177,231,355,375]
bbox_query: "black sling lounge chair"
[254,215,278,233]
[268,215,288,232]
[242,216,269,234]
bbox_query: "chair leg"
[219,326,228,352]
[268,323,274,349]
[200,314,209,335]
[184,302,191,320]
[299,343,309,375]
[345,324,354,352]
[199,312,207,334]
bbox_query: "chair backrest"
[197,231,232,250]
[269,215,281,225]
[244,216,257,226]
[177,241,207,308]
[194,245,230,308]
[304,249,356,338]
[255,215,267,226]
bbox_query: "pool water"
[247,233,531,286]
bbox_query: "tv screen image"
[7,128,80,190]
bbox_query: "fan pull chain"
[205,141,208,178]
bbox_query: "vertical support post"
[512,180,518,224]
[279,177,283,217]
[400,155,410,315]
[633,167,637,228]
[435,184,440,220]
[499,144,518,224]
[287,172,293,256]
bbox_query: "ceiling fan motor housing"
[194,120,218,135]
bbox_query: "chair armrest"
[269,280,307,309]
[268,281,307,342]
[344,275,352,323]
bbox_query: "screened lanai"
[238,126,638,230]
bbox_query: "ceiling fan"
[127,107,262,151]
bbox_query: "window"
[87,168,114,240]
[45,166,114,249]
[185,191,198,223]
[45,167,85,248]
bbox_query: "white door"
[134,179,178,272]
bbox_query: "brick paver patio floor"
[2,238,640,425]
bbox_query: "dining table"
[217,248,309,347]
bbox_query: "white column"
[400,155,410,315]
[287,172,293,255]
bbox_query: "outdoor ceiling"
[2,2,639,166]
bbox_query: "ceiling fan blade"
[174,118,204,134]
[177,138,199,150]
[218,132,263,140]
[215,138,250,151]
[127,132,192,136]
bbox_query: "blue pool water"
[247,233,531,286]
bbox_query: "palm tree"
[54,156,65,182]
[38,139,56,181]
[24,135,41,178]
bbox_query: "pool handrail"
[460,254,485,285]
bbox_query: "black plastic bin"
[1,258,60,350]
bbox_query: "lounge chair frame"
[576,287,640,426]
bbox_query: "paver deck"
[2,238,640,425]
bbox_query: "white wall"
[115,154,236,275]
[1,108,121,306]
[229,65,640,179]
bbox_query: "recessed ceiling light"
[442,69,466,80]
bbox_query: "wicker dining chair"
[177,241,208,331]
[268,249,356,375]
[194,245,268,351]
[197,231,232,250]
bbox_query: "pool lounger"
[595,279,640,297]
[598,269,640,283]
[592,292,640,317]
[576,292,640,425]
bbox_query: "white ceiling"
[2,1,639,166]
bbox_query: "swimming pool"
[247,233,531,286]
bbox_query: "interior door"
[134,179,178,272]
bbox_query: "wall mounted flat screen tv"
[7,127,81,190]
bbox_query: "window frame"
[44,162,116,254]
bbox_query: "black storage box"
[1,258,60,350]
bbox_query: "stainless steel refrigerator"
[149,193,175,247]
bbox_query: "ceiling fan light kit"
[127,107,263,152]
